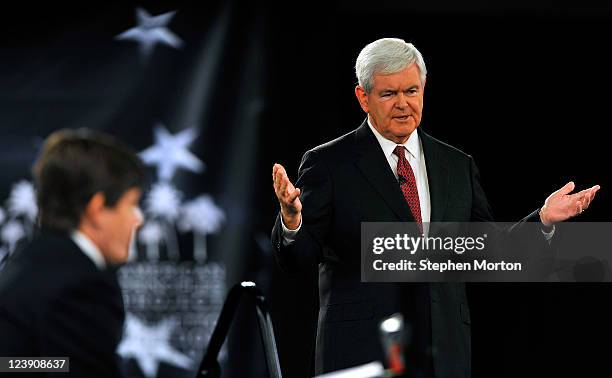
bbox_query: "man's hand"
[539,181,601,226]
[273,163,302,230]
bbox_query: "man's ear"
[355,85,369,113]
[82,192,106,229]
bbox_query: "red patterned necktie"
[393,145,423,232]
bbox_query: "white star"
[1,221,25,251]
[140,125,205,182]
[145,182,183,222]
[115,8,183,59]
[118,314,192,378]
[139,222,163,245]
[179,195,225,235]
[7,181,37,223]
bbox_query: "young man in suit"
[271,38,599,377]
[0,129,144,377]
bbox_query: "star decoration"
[179,195,225,235]
[7,181,37,223]
[115,8,183,60]
[117,314,192,378]
[1,221,25,250]
[140,125,205,182]
[145,182,183,221]
[139,222,163,244]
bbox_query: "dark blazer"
[0,230,125,378]
[272,120,540,377]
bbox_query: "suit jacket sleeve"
[272,149,333,272]
[469,156,496,222]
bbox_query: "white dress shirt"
[71,230,106,270]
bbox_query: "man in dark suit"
[271,38,599,377]
[0,129,144,377]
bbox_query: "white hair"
[355,38,427,93]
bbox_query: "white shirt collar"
[367,117,421,161]
[71,230,106,270]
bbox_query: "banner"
[0,2,267,377]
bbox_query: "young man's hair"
[33,128,145,231]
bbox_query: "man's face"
[98,188,142,264]
[355,63,425,144]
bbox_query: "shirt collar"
[367,117,421,161]
[71,230,106,270]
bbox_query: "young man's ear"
[82,192,106,228]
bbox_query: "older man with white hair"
[272,38,599,377]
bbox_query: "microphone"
[398,175,407,185]
[379,313,409,376]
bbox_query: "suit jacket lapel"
[419,128,449,222]
[354,120,414,222]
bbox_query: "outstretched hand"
[539,181,600,226]
[273,163,302,230]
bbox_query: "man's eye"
[381,92,393,97]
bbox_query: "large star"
[117,314,192,378]
[115,8,183,59]
[140,125,205,182]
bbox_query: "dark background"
[1,1,611,377]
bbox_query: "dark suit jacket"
[272,121,540,377]
[0,230,125,378]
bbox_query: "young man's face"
[355,63,425,144]
[97,188,142,264]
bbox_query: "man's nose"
[395,93,409,108]
[134,206,144,227]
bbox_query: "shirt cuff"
[541,224,556,242]
[281,216,302,246]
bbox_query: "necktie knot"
[393,145,405,160]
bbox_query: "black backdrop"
[1,1,611,377]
